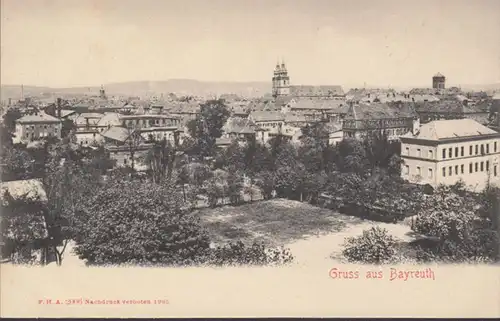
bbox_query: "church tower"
[272,59,290,98]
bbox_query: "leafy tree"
[3,108,22,132]
[0,190,49,264]
[255,170,276,200]
[1,146,35,181]
[363,131,400,173]
[42,145,102,265]
[336,138,368,174]
[61,119,76,139]
[144,139,177,183]
[188,99,230,158]
[342,227,397,264]
[412,183,499,263]
[73,179,212,266]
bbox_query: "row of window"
[404,162,498,179]
[442,161,498,177]
[123,118,179,127]
[406,142,499,159]
[442,142,497,159]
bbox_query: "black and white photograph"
[1,0,499,318]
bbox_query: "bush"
[207,241,294,266]
[342,227,397,264]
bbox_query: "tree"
[336,138,368,174]
[73,179,212,266]
[188,99,230,158]
[42,147,102,266]
[144,139,177,183]
[61,119,76,139]
[1,146,35,181]
[255,170,275,200]
[3,108,22,132]
[412,183,499,263]
[363,131,400,173]
[342,227,397,264]
[0,190,49,264]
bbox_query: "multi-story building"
[14,112,62,143]
[342,102,419,140]
[400,119,500,192]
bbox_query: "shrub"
[208,241,294,266]
[342,227,397,264]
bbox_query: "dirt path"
[286,220,415,266]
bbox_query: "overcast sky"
[1,0,499,88]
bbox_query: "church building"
[271,61,345,100]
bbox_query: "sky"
[1,0,500,88]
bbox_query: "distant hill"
[1,79,272,100]
[2,80,499,101]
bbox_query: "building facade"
[342,102,419,140]
[400,119,500,192]
[14,112,62,143]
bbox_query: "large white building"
[14,112,62,143]
[400,119,500,192]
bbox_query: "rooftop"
[249,111,285,122]
[346,102,417,121]
[16,112,61,123]
[0,179,47,204]
[290,85,344,97]
[412,119,497,141]
[101,126,134,143]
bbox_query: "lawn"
[198,198,365,246]
[198,198,418,264]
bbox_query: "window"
[416,166,421,176]
[455,165,459,175]
[449,166,452,176]
[442,149,446,159]
[495,165,498,176]
[470,145,473,155]
[475,145,479,155]
[461,164,464,174]
[428,168,433,179]
[448,148,452,158]
[429,150,434,159]
[405,147,409,155]
[475,162,478,172]
[486,144,490,154]
[455,147,459,157]
[481,144,485,154]
[495,142,498,152]
[417,149,421,157]
[486,161,489,171]
[460,146,464,157]
[469,163,473,173]
[442,167,446,177]
[480,161,484,171]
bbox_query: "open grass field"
[198,198,419,265]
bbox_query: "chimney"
[57,98,62,118]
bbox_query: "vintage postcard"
[1,0,499,318]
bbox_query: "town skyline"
[2,0,500,88]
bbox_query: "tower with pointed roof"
[432,73,445,90]
[272,59,290,98]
